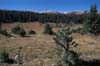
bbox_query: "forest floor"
[0,22,100,66]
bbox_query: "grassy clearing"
[0,22,100,66]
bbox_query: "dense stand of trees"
[0,10,39,23]
[0,10,84,24]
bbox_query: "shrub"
[0,49,9,63]
[0,29,7,35]
[43,24,54,35]
[12,26,26,36]
[29,30,36,35]
[0,29,11,37]
[19,30,26,37]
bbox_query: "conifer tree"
[85,4,100,35]
[43,24,54,35]
[53,28,79,66]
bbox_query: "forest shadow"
[79,59,100,66]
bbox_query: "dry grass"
[0,22,100,66]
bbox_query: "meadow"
[0,22,100,66]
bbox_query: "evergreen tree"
[53,28,79,66]
[85,4,100,35]
[43,24,54,35]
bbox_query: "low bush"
[12,26,26,36]
[19,30,26,37]
[0,29,11,37]
[0,50,9,63]
[29,30,36,35]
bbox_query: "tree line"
[0,10,85,24]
